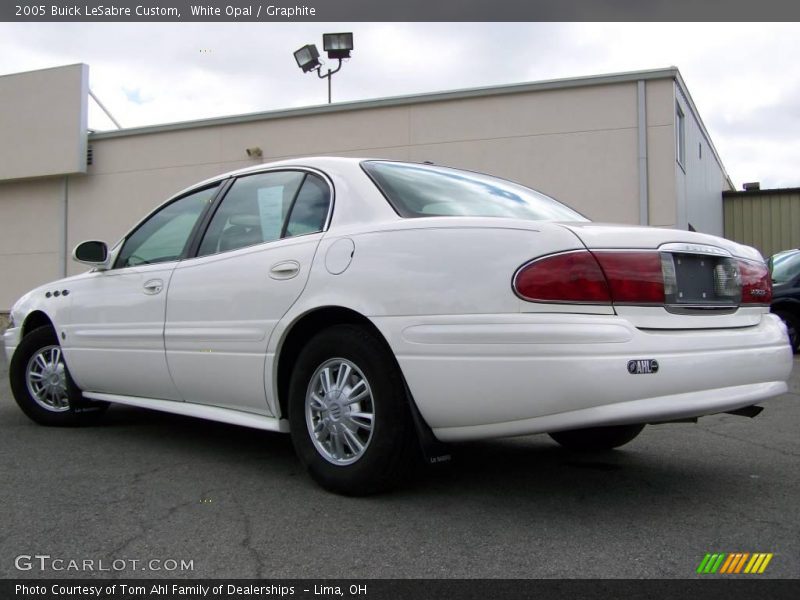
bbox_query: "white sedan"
[4,158,792,494]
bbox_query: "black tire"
[288,324,417,495]
[9,326,108,426]
[774,310,800,353]
[548,423,645,451]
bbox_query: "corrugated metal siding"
[723,189,800,258]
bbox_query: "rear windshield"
[362,160,587,222]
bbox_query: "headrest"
[228,214,261,227]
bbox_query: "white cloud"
[1,21,799,188]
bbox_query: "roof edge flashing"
[89,67,680,141]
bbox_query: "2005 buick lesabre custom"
[4,158,793,494]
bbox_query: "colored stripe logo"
[697,553,773,574]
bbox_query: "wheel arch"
[275,306,399,421]
[21,310,56,338]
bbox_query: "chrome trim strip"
[659,242,732,257]
[664,305,739,316]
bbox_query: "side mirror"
[73,240,109,267]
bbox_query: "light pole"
[293,32,353,104]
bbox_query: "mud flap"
[403,382,451,465]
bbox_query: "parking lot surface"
[1,347,798,579]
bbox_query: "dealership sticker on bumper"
[628,359,659,374]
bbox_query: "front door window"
[115,185,218,268]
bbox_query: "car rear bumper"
[372,312,792,442]
[430,380,787,442]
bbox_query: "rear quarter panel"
[285,220,587,319]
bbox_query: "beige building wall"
[0,177,65,309]
[404,85,641,224]
[645,79,677,227]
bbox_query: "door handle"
[269,260,300,280]
[143,279,164,295]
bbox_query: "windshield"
[362,161,588,222]
[769,250,800,283]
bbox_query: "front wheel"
[288,325,417,495]
[9,326,108,426]
[548,423,645,451]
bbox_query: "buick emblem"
[628,359,659,374]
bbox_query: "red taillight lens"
[515,250,666,305]
[514,250,611,303]
[593,251,666,304]
[739,259,772,304]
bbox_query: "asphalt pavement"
[1,346,798,579]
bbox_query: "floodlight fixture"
[294,44,321,73]
[293,33,354,103]
[323,32,353,59]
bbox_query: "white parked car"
[4,158,792,494]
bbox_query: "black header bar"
[3,579,800,600]
[4,0,800,22]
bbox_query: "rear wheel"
[774,309,799,353]
[548,423,645,451]
[9,326,108,426]
[288,325,417,495]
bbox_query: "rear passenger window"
[197,171,330,257]
[285,174,330,237]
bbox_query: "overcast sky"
[1,22,798,189]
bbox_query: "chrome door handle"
[143,279,164,295]
[269,261,300,280]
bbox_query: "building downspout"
[61,175,69,277]
[637,80,649,226]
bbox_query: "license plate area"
[662,252,740,310]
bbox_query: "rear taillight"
[513,250,611,303]
[739,259,772,304]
